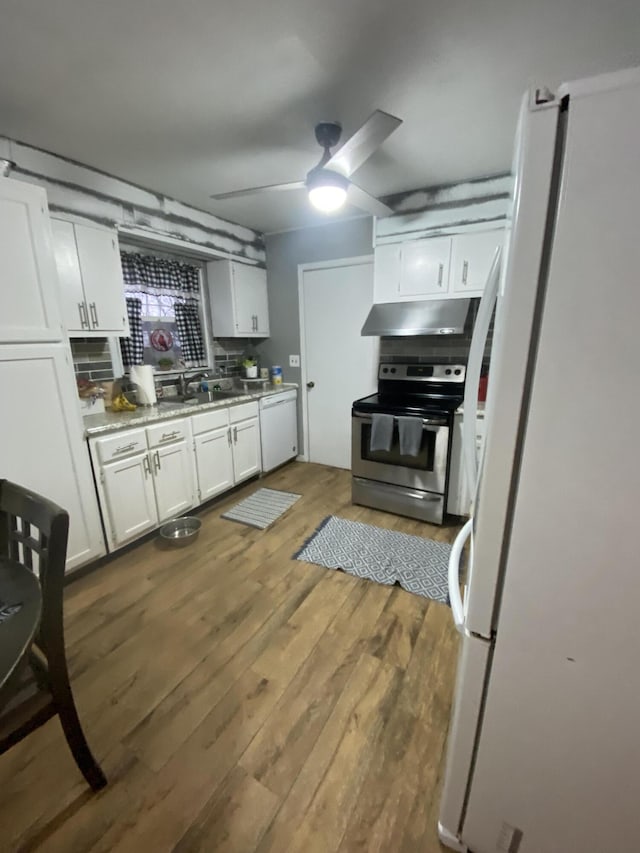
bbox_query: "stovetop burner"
[352,361,466,418]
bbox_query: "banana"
[111,393,137,412]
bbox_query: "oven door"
[352,413,450,494]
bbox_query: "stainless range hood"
[361,298,470,336]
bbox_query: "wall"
[256,217,374,383]
[0,136,265,264]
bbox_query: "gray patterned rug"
[222,488,301,530]
[294,516,451,603]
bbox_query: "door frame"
[297,255,373,463]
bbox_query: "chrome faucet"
[177,371,209,400]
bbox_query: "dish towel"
[397,416,423,456]
[369,413,394,452]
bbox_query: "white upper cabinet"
[0,178,63,343]
[207,259,270,338]
[450,230,504,296]
[398,236,452,297]
[373,227,505,303]
[51,218,129,336]
[373,244,401,303]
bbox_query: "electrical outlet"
[289,354,300,367]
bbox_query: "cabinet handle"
[154,450,161,472]
[78,302,89,329]
[143,454,151,478]
[114,442,136,455]
[233,426,238,443]
[462,260,469,286]
[437,264,444,286]
[89,302,99,328]
[160,430,180,442]
[227,427,232,446]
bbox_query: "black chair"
[0,479,106,791]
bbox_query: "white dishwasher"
[259,389,298,472]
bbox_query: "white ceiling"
[1,0,639,234]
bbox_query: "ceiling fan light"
[308,184,348,212]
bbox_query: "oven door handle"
[352,413,447,428]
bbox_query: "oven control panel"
[378,363,466,382]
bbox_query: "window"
[119,250,208,372]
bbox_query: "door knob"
[307,381,315,389]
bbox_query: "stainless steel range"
[351,362,465,524]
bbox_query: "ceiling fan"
[210,109,403,217]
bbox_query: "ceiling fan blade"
[347,183,394,218]
[210,181,305,201]
[326,110,402,178]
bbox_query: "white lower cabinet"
[194,427,235,501]
[101,452,158,545]
[152,441,196,522]
[232,417,261,483]
[91,400,264,552]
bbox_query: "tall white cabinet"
[0,178,106,571]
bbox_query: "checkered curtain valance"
[120,251,200,296]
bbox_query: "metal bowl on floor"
[159,516,202,547]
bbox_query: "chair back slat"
[0,480,69,657]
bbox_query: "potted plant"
[157,357,174,371]
[242,355,258,378]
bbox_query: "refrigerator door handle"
[462,246,502,502]
[448,518,473,633]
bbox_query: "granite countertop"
[83,383,298,438]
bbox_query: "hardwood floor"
[0,463,461,853]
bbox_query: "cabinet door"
[0,178,63,343]
[450,230,504,295]
[399,236,452,297]
[0,343,106,569]
[373,244,401,303]
[102,453,158,547]
[75,223,128,334]
[232,417,261,483]
[232,264,269,336]
[152,441,196,522]
[51,219,87,333]
[194,426,234,501]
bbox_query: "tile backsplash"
[213,338,258,378]
[70,338,115,382]
[71,336,258,385]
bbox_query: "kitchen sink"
[155,390,247,408]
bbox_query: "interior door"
[0,343,106,569]
[232,418,260,482]
[0,178,63,343]
[450,230,504,295]
[399,237,452,297]
[232,263,268,336]
[102,453,157,546]
[74,223,128,333]
[302,259,377,469]
[194,426,234,500]
[152,441,195,522]
[51,218,87,332]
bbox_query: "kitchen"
[1,1,640,851]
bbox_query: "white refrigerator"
[439,66,640,852]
